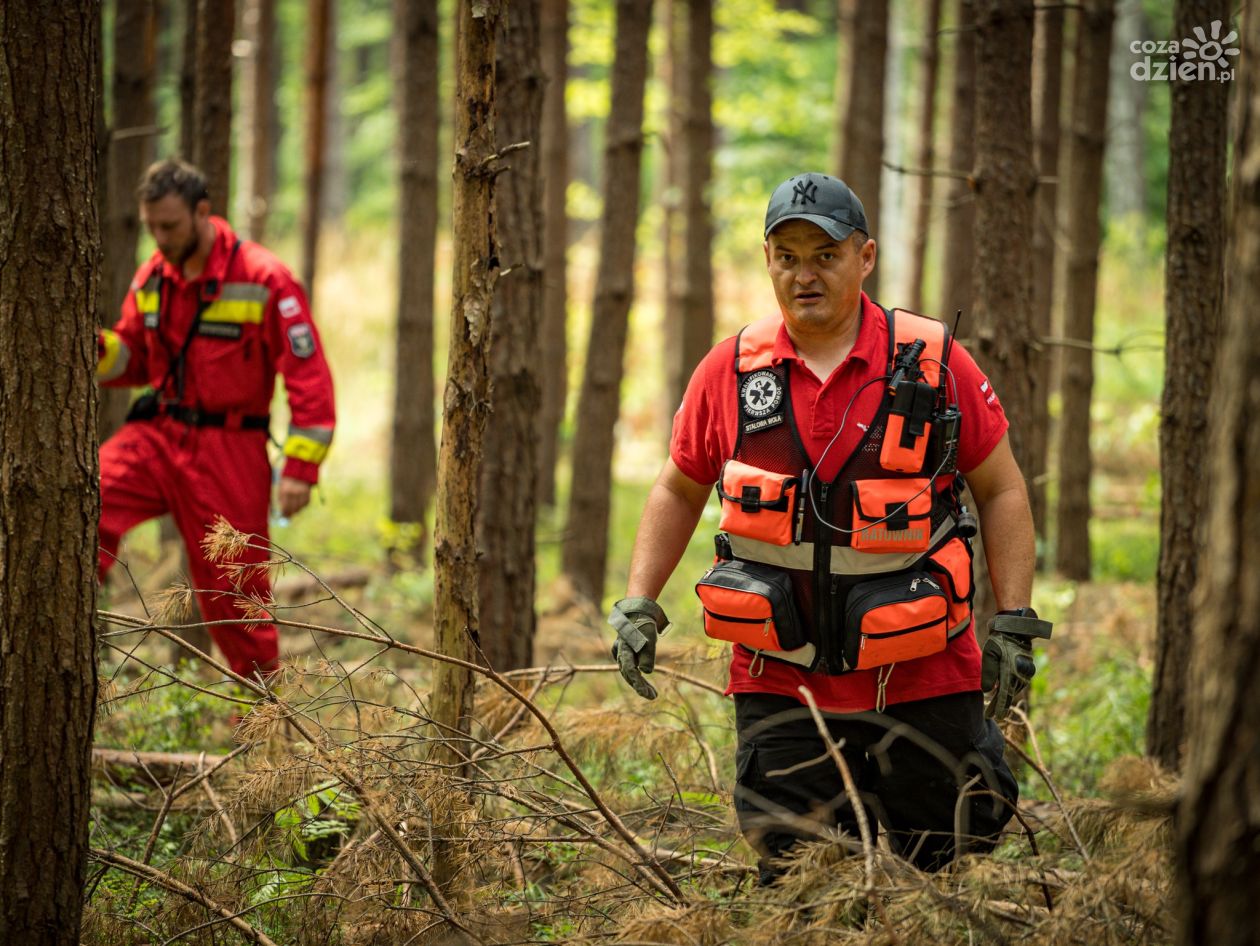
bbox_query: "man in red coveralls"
[608,173,1050,881]
[97,159,335,679]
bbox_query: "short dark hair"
[136,158,210,209]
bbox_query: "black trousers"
[734,690,1017,880]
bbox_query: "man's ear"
[763,240,771,268]
[194,197,211,222]
[861,238,877,277]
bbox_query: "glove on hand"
[981,633,1037,720]
[608,597,669,700]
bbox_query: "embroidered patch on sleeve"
[278,295,302,318]
[287,323,316,358]
[980,378,999,407]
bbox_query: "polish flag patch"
[278,295,302,318]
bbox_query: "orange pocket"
[850,478,933,552]
[927,536,974,628]
[717,460,800,547]
[843,571,948,670]
[695,559,805,651]
[880,380,936,473]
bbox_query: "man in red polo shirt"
[96,159,335,679]
[608,173,1047,880]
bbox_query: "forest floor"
[86,227,1171,944]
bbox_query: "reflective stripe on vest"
[97,329,130,381]
[201,282,270,325]
[727,517,957,575]
[283,424,333,464]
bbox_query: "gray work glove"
[608,597,669,700]
[981,609,1053,720]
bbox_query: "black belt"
[163,405,270,430]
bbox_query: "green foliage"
[273,781,360,861]
[96,665,236,754]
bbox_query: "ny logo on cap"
[791,180,819,206]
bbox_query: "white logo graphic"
[278,295,302,318]
[740,370,783,419]
[1130,19,1239,83]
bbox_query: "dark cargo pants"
[734,690,1017,881]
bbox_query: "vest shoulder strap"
[735,315,782,373]
[886,307,949,388]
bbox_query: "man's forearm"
[977,483,1036,611]
[625,480,709,600]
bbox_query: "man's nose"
[796,263,817,284]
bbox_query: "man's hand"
[276,477,313,518]
[608,597,669,700]
[981,609,1053,719]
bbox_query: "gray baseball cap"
[764,172,869,241]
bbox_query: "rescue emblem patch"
[278,295,302,319]
[740,370,783,419]
[287,323,316,358]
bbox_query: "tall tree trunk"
[301,0,331,299]
[676,0,714,415]
[193,0,234,212]
[238,0,277,242]
[389,0,439,533]
[102,0,158,443]
[321,0,346,226]
[1177,4,1260,936]
[1028,0,1064,546]
[1053,0,1114,580]
[562,0,654,604]
[433,0,502,775]
[1103,0,1147,220]
[180,0,197,158]
[1147,0,1229,771]
[0,5,100,942]
[939,0,976,319]
[837,0,888,298]
[906,0,942,314]
[536,0,569,506]
[479,0,544,672]
[661,0,686,426]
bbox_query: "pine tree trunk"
[102,0,158,443]
[478,0,543,672]
[536,0,569,507]
[661,0,686,423]
[562,0,654,604]
[677,0,714,412]
[1177,5,1260,935]
[238,0,277,243]
[1147,0,1229,771]
[906,0,942,314]
[1102,0,1147,221]
[433,0,502,767]
[301,0,331,299]
[180,0,197,159]
[0,5,100,941]
[390,0,439,530]
[940,0,976,319]
[1053,0,1114,580]
[837,0,887,298]
[193,0,234,212]
[1028,0,1064,546]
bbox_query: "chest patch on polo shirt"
[287,323,316,358]
[740,369,785,433]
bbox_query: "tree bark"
[837,0,888,299]
[1147,0,1229,771]
[0,5,100,942]
[562,0,654,604]
[238,0,277,243]
[389,0,439,530]
[301,0,331,300]
[1177,5,1260,937]
[478,0,544,672]
[536,0,569,507]
[1053,0,1114,580]
[193,0,235,212]
[661,0,686,426]
[1028,0,1064,546]
[676,0,715,417]
[180,0,197,159]
[101,0,157,443]
[906,0,942,314]
[940,0,976,319]
[1103,0,1147,221]
[433,0,502,765]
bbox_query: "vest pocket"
[925,535,974,629]
[716,459,801,547]
[843,570,948,670]
[850,478,933,552]
[695,559,806,651]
